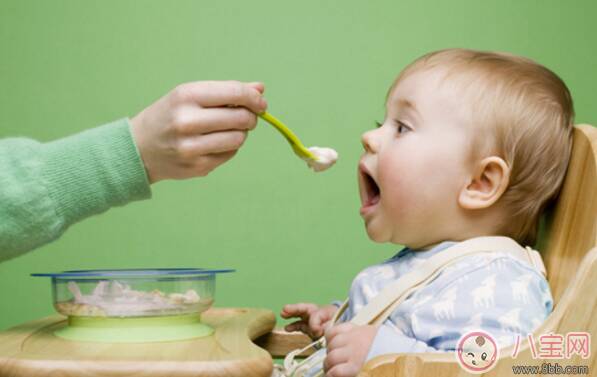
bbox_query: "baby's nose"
[361,130,378,153]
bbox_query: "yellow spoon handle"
[259,112,316,160]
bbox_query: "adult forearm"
[0,118,151,260]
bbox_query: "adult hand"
[130,80,267,183]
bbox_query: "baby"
[281,48,574,377]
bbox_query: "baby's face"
[358,69,475,247]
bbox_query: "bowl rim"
[31,268,235,278]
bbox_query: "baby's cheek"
[382,180,423,226]
[381,158,432,205]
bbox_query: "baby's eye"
[396,121,411,134]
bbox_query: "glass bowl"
[32,268,234,318]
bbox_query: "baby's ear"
[458,156,510,210]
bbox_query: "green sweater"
[0,118,151,261]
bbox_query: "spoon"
[258,111,317,160]
[258,111,338,172]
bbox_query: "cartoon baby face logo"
[456,331,499,373]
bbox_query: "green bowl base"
[55,313,213,343]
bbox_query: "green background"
[0,0,596,331]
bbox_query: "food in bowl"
[32,268,232,318]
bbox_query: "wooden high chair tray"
[0,307,276,377]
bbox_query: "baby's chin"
[363,219,392,243]
[364,220,415,246]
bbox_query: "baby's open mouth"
[359,164,381,209]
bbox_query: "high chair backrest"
[537,124,597,303]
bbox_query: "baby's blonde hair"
[392,49,574,246]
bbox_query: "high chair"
[257,124,597,376]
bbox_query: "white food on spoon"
[304,147,338,172]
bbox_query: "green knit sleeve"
[0,118,151,261]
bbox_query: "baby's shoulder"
[447,250,543,274]
[430,250,548,292]
[351,249,548,295]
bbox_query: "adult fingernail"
[249,81,265,92]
